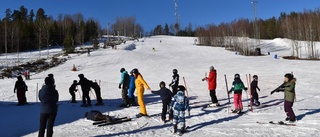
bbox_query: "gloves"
[75,89,78,92]
[201,78,206,81]
[118,84,121,89]
[244,87,248,91]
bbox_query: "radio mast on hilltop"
[251,0,261,55]
[174,0,180,35]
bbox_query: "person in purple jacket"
[151,81,174,123]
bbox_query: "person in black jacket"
[38,77,59,137]
[78,74,92,107]
[69,80,78,103]
[91,81,103,106]
[169,69,179,95]
[151,81,174,123]
[251,75,261,106]
[14,75,28,106]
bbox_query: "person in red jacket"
[202,66,220,107]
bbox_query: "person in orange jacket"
[131,68,151,118]
[202,66,220,107]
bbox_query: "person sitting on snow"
[169,85,190,135]
[85,110,113,122]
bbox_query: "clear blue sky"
[1,0,319,32]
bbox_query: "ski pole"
[224,74,231,113]
[182,77,189,98]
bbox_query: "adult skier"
[169,69,179,95]
[14,75,28,106]
[119,68,130,107]
[91,81,103,106]
[202,66,220,107]
[132,68,151,118]
[151,81,174,123]
[38,77,59,137]
[270,73,296,122]
[78,74,92,107]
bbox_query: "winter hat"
[234,73,240,79]
[78,74,84,78]
[48,73,54,78]
[45,77,53,85]
[17,75,23,81]
[159,81,166,88]
[120,68,125,73]
[210,66,214,70]
[73,80,77,84]
[284,73,294,81]
[173,69,178,74]
[177,85,186,92]
[253,75,258,79]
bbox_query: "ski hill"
[0,35,320,137]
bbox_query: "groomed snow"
[1,36,320,137]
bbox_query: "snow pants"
[121,87,129,105]
[173,110,186,128]
[17,89,27,105]
[209,90,218,104]
[82,90,91,105]
[162,98,173,120]
[137,88,147,115]
[233,93,243,110]
[284,100,296,120]
[38,112,57,137]
[94,89,103,104]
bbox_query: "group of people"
[11,65,296,136]
[201,66,296,123]
[68,74,104,107]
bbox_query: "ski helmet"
[253,75,258,79]
[177,85,186,91]
[284,73,294,81]
[234,73,240,79]
[120,68,125,73]
[173,69,178,74]
[159,81,166,88]
[210,66,214,70]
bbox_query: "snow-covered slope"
[1,36,320,137]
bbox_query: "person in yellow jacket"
[131,68,151,118]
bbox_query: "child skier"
[151,81,174,123]
[169,69,179,95]
[228,74,247,114]
[169,85,190,135]
[69,80,78,103]
[270,73,296,122]
[251,75,260,106]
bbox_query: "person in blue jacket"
[38,77,59,137]
[169,85,190,135]
[128,70,137,106]
[151,81,174,123]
